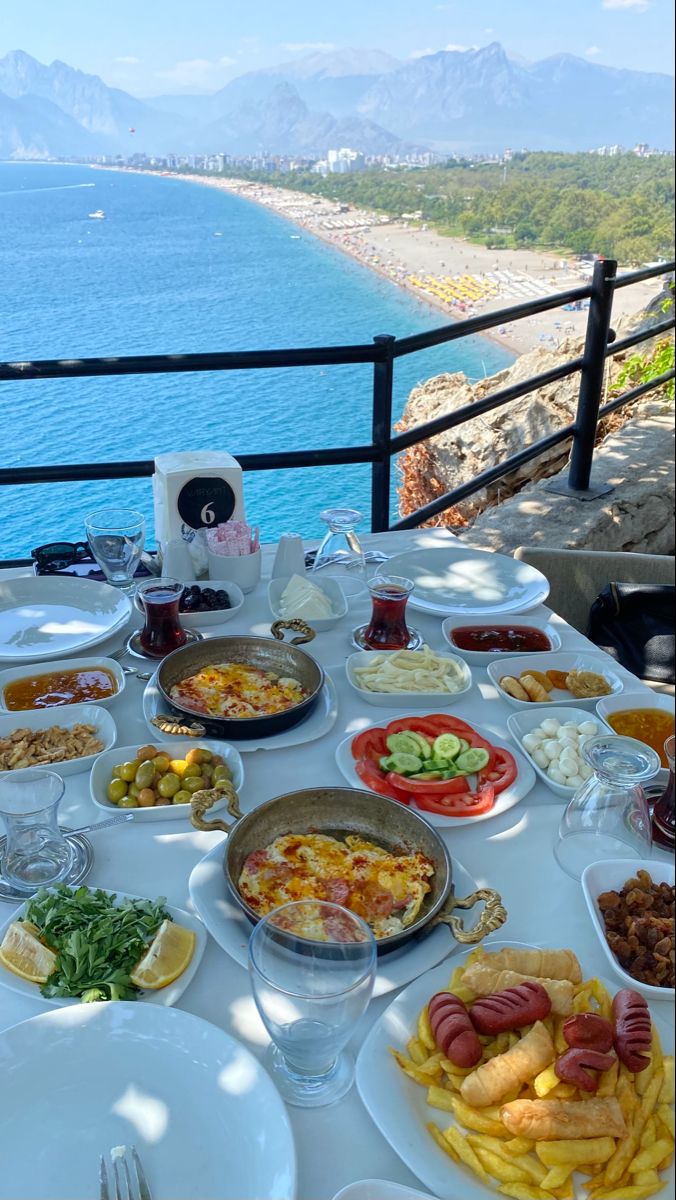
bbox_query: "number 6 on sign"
[201,503,216,525]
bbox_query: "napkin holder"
[153,451,245,578]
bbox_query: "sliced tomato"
[415,714,480,738]
[414,784,496,817]
[354,757,410,802]
[351,726,388,762]
[479,746,517,795]
[387,771,471,796]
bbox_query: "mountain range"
[0,45,673,160]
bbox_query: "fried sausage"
[554,1047,617,1093]
[500,1097,626,1140]
[563,1013,614,1053]
[612,988,652,1073]
[428,992,482,1068]
[470,981,552,1034]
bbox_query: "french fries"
[390,959,674,1200]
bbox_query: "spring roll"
[460,1020,554,1108]
[461,965,574,1016]
[470,947,582,984]
[500,1097,626,1141]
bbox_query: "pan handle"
[432,887,507,944]
[190,780,243,833]
[270,618,316,645]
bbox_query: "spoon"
[64,813,135,836]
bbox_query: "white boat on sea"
[88,210,106,219]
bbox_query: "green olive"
[213,764,232,782]
[173,789,192,805]
[183,763,203,778]
[107,779,128,804]
[119,760,140,783]
[135,761,156,789]
[184,775,206,794]
[200,764,214,783]
[118,795,139,808]
[157,772,181,798]
[111,764,124,779]
[128,783,141,799]
[153,753,171,773]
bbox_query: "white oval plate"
[356,941,675,1200]
[0,888,206,1007]
[384,547,550,617]
[345,648,472,708]
[0,656,126,713]
[189,841,482,999]
[488,651,624,710]
[0,703,116,776]
[90,739,244,820]
[334,716,535,826]
[596,689,675,730]
[581,858,675,1001]
[0,1002,296,1200]
[0,576,131,662]
[506,706,606,798]
[134,580,245,628]
[441,614,562,665]
[143,671,339,752]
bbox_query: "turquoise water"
[0,163,512,557]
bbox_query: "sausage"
[563,1013,614,1053]
[469,981,551,1034]
[428,992,482,1068]
[612,989,652,1073]
[554,1047,617,1092]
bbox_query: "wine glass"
[248,900,377,1108]
[311,508,367,596]
[554,734,660,881]
[84,508,145,592]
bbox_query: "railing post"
[547,257,617,500]
[370,334,395,531]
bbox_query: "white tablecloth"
[0,529,672,1200]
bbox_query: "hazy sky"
[2,0,674,93]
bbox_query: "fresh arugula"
[24,885,169,1002]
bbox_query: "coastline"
[96,167,658,356]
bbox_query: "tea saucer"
[125,628,203,661]
[0,830,94,903]
[351,626,423,652]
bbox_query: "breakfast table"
[0,527,673,1200]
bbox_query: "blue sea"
[0,162,512,558]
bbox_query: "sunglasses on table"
[31,541,94,571]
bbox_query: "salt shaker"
[271,534,306,579]
[162,537,195,580]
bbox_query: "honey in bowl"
[606,707,675,767]
[3,667,117,711]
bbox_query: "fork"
[99,1146,152,1200]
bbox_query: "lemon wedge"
[130,919,195,989]
[0,920,57,983]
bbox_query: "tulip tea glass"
[0,769,73,892]
[137,577,187,657]
[554,734,660,881]
[652,733,675,850]
[352,574,423,651]
[84,507,145,592]
[248,900,377,1107]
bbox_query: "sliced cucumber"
[455,748,490,774]
[386,732,425,758]
[406,731,434,757]
[457,738,470,754]
[409,770,444,781]
[432,733,462,761]
[380,751,423,775]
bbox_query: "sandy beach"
[105,169,659,355]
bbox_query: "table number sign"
[153,451,246,576]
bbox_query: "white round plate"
[0,703,116,776]
[335,716,536,826]
[355,942,675,1200]
[143,671,338,752]
[0,888,206,1007]
[0,576,132,662]
[90,739,244,821]
[384,547,550,617]
[0,1001,296,1200]
[332,1182,433,1200]
[189,841,481,998]
[0,655,126,713]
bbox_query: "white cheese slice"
[279,574,335,620]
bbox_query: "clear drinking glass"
[311,508,367,591]
[0,769,73,892]
[84,507,145,592]
[248,900,377,1108]
[554,734,660,881]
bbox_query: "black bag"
[587,583,675,684]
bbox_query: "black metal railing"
[1,257,674,557]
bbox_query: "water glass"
[248,900,377,1108]
[84,507,145,591]
[137,577,187,657]
[0,769,73,892]
[554,734,660,881]
[311,508,367,594]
